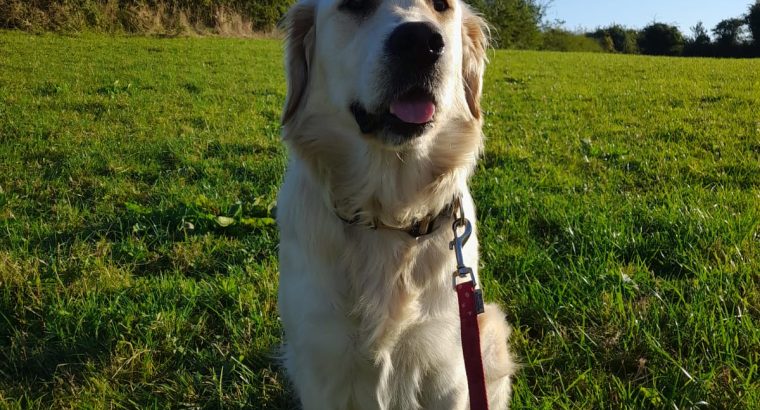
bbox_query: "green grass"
[0,31,758,409]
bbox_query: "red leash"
[450,204,489,410]
[456,280,489,410]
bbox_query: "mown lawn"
[0,31,758,409]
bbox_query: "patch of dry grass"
[0,0,286,37]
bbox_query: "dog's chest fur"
[277,149,479,405]
[278,149,475,342]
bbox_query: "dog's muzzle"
[350,22,444,144]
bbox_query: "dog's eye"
[340,0,373,14]
[432,0,449,12]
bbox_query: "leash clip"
[449,207,485,315]
[450,217,474,284]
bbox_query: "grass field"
[0,31,758,409]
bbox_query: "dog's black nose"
[386,22,444,69]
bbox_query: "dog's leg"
[421,385,469,410]
[282,341,354,410]
[403,319,469,410]
[278,243,358,409]
[418,303,514,410]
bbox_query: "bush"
[589,25,639,54]
[638,23,684,56]
[247,0,293,31]
[541,28,603,52]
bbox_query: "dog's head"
[281,0,488,148]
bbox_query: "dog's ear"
[281,2,316,125]
[461,7,489,120]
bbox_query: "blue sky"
[547,0,754,35]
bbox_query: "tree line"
[1,0,544,37]
[1,0,758,59]
[586,1,760,58]
[479,0,760,57]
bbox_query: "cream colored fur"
[276,1,515,408]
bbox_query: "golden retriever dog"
[276,0,515,408]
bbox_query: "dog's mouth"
[390,88,436,124]
[351,87,437,144]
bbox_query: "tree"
[684,21,712,56]
[638,23,684,56]
[748,1,760,45]
[468,0,546,49]
[691,22,711,45]
[712,18,746,47]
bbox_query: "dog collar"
[334,196,461,238]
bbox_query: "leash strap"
[456,280,489,410]
[449,197,489,410]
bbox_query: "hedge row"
[0,0,295,34]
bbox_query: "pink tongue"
[390,99,435,124]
